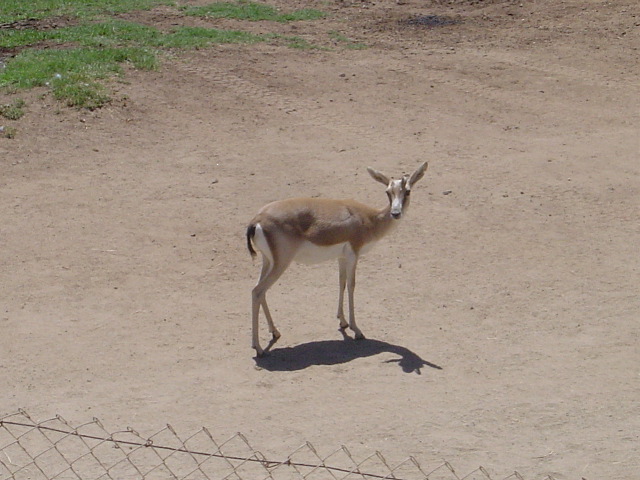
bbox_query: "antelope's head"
[367,162,429,219]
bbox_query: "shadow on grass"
[255,332,442,375]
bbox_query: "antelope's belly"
[294,240,350,265]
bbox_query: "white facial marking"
[388,179,406,218]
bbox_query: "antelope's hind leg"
[261,296,281,341]
[251,251,292,356]
[252,259,278,356]
[251,260,268,356]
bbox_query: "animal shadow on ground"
[255,332,442,375]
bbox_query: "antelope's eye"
[405,190,411,197]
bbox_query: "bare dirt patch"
[0,16,78,31]
[1,1,639,478]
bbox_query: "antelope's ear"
[367,167,390,185]
[408,162,428,188]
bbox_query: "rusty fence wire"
[0,410,554,480]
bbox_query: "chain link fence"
[1,410,554,480]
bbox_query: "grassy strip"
[0,20,266,50]
[182,1,325,22]
[0,2,327,110]
[165,26,265,48]
[0,0,174,24]
[0,20,291,108]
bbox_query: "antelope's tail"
[246,224,257,258]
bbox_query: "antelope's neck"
[373,205,398,237]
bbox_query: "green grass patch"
[0,47,157,108]
[163,26,264,48]
[0,0,175,24]
[329,31,367,50]
[1,125,18,138]
[265,34,320,50]
[182,1,325,22]
[0,29,50,49]
[1,47,157,89]
[0,98,26,120]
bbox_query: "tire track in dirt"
[174,52,510,131]
[469,49,640,91]
[389,48,639,129]
[174,59,316,115]
[173,58,409,145]
[174,44,637,147]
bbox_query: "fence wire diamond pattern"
[0,410,554,480]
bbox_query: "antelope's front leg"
[345,252,365,340]
[337,257,349,330]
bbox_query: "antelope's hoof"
[354,331,365,340]
[254,347,265,357]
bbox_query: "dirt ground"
[1,0,639,478]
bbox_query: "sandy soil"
[1,0,639,478]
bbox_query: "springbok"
[246,162,428,357]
